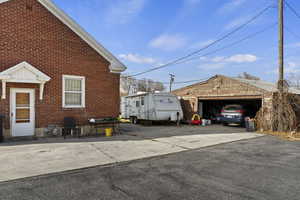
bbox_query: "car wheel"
[223,122,228,126]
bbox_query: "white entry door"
[10,88,35,137]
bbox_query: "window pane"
[65,79,82,91]
[141,97,144,106]
[65,93,82,106]
[16,93,30,107]
[16,108,30,123]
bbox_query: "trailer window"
[136,101,140,107]
[141,97,144,106]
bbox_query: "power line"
[122,23,276,87]
[164,25,277,84]
[285,0,300,20]
[162,78,209,85]
[128,5,274,77]
[284,25,300,39]
[122,75,209,85]
[172,23,277,66]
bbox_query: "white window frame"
[62,75,86,108]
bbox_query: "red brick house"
[0,0,126,138]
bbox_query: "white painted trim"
[0,0,126,73]
[0,61,51,100]
[39,82,45,100]
[0,61,51,82]
[10,88,35,137]
[1,80,6,99]
[62,75,86,108]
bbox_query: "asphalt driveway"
[0,124,260,182]
[0,136,299,200]
[121,124,247,139]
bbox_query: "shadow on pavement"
[0,124,248,147]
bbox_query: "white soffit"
[0,61,51,83]
[0,61,51,100]
[0,0,126,73]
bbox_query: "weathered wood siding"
[173,75,270,99]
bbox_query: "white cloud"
[207,54,258,63]
[197,54,257,71]
[198,63,227,70]
[105,0,147,24]
[119,54,157,64]
[267,62,300,75]
[149,34,187,51]
[224,16,249,30]
[287,42,300,48]
[191,39,214,49]
[185,0,201,6]
[283,62,300,73]
[211,56,226,62]
[217,0,247,14]
[225,54,258,63]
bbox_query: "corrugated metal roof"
[233,77,300,94]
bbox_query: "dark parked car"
[221,105,246,126]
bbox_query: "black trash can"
[0,114,4,143]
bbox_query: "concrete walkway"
[0,126,262,182]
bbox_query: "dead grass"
[255,92,300,133]
[258,131,300,141]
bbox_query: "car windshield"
[224,105,242,110]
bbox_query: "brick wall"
[0,0,121,130]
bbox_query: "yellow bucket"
[105,128,113,137]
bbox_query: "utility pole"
[278,0,284,92]
[277,0,284,132]
[169,74,175,92]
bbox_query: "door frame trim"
[10,88,35,137]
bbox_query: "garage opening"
[198,98,262,123]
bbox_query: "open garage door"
[198,98,262,122]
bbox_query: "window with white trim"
[63,75,85,108]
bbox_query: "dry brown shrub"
[255,92,300,134]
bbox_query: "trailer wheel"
[131,117,138,124]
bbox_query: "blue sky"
[52,0,300,88]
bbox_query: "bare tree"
[120,76,165,95]
[120,75,136,95]
[238,72,260,80]
[287,73,300,89]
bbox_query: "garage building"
[172,75,300,121]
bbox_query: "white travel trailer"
[121,92,183,123]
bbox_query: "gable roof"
[173,75,300,95]
[0,0,126,73]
